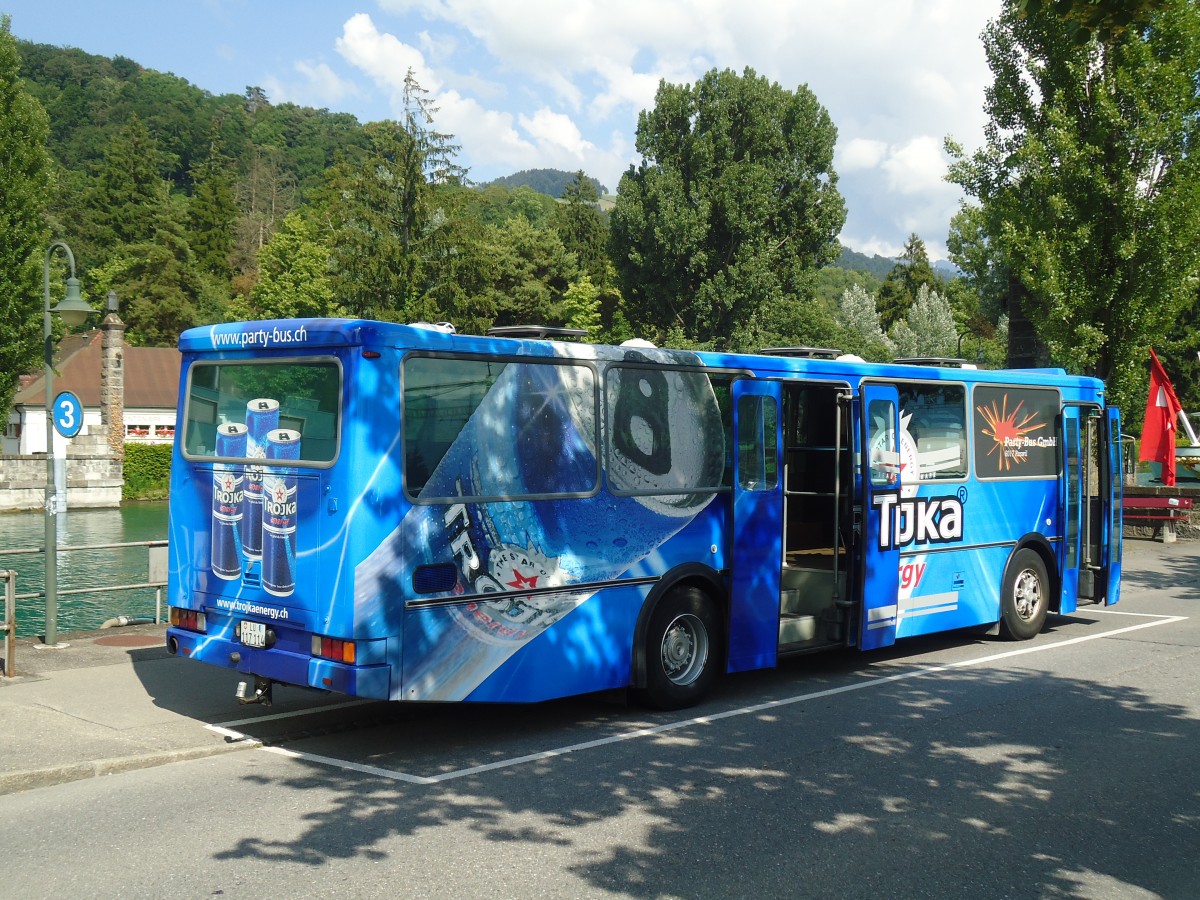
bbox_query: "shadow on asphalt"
[174,625,1200,898]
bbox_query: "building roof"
[13,330,181,410]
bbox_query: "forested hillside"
[13,37,943,361]
[487,169,609,198]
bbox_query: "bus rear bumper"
[166,627,391,700]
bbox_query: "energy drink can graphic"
[261,428,301,598]
[356,348,725,701]
[243,398,280,563]
[211,422,248,580]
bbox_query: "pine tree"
[877,233,940,330]
[555,171,608,283]
[84,114,173,250]
[188,124,238,278]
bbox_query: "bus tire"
[636,586,722,711]
[999,548,1049,640]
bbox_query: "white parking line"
[233,613,1188,785]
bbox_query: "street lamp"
[42,241,95,648]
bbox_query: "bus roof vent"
[893,357,977,369]
[758,346,842,359]
[486,325,588,340]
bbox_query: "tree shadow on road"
[207,636,1200,899]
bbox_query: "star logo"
[506,569,539,590]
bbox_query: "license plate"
[240,621,268,648]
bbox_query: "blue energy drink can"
[243,398,280,563]
[261,428,301,598]
[211,422,248,580]
[355,347,726,700]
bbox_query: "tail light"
[169,606,207,632]
[311,634,356,664]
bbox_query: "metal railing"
[2,570,14,677]
[0,541,168,678]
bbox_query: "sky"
[3,0,1002,261]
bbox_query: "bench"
[1123,495,1193,542]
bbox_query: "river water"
[0,502,169,637]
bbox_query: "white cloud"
[433,91,535,169]
[839,138,889,172]
[881,136,951,195]
[360,1,996,254]
[261,60,359,109]
[518,108,593,159]
[335,12,439,96]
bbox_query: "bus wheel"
[638,587,721,710]
[1000,549,1049,640]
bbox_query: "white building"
[5,330,181,456]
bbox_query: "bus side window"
[737,395,777,491]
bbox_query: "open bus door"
[727,378,784,672]
[1104,406,1123,606]
[860,384,901,650]
[1060,406,1086,615]
[1060,405,1122,612]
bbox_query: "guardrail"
[0,541,167,677]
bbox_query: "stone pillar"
[101,308,126,461]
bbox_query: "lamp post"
[42,241,95,648]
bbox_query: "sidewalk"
[0,623,274,795]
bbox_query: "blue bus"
[165,319,1123,709]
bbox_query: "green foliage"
[889,285,958,359]
[561,275,601,337]
[610,66,846,348]
[89,221,205,345]
[554,171,609,283]
[948,0,1200,416]
[1017,0,1167,44]
[251,213,341,319]
[187,126,238,277]
[876,234,942,329]
[476,215,577,328]
[0,16,52,416]
[833,244,896,280]
[837,284,894,361]
[320,120,425,320]
[122,442,172,499]
[813,265,882,308]
[82,114,174,249]
[488,168,608,197]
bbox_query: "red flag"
[1139,348,1184,486]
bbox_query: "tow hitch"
[235,676,274,706]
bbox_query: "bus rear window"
[183,360,341,463]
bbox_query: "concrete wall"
[0,430,123,511]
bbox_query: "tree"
[561,275,601,338]
[555,170,608,283]
[837,284,894,361]
[89,221,205,346]
[187,124,238,278]
[475,215,577,328]
[0,16,52,416]
[82,114,174,251]
[320,72,468,323]
[876,233,941,329]
[609,66,845,347]
[947,0,1200,415]
[251,212,340,319]
[890,285,958,359]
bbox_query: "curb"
[0,738,260,796]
